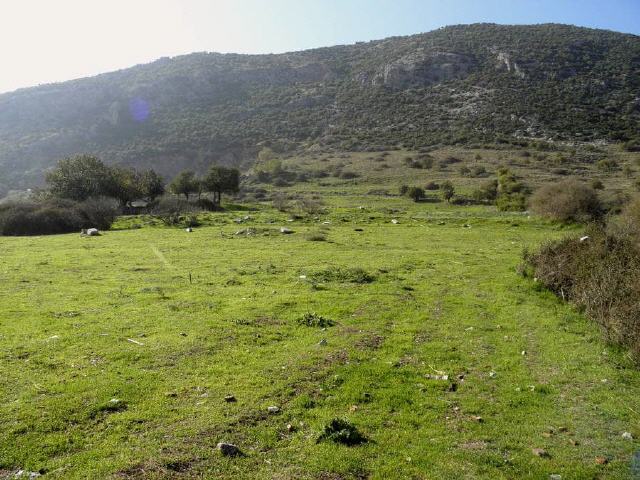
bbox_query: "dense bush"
[529,180,602,222]
[523,225,640,362]
[0,197,118,236]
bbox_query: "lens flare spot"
[129,97,150,122]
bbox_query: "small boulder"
[622,431,634,440]
[224,395,236,403]
[86,228,100,236]
[267,406,280,414]
[280,227,294,234]
[185,227,193,233]
[216,442,242,457]
[391,219,399,224]
[532,448,550,458]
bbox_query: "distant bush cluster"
[0,197,118,236]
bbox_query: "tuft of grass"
[310,266,375,284]
[317,418,367,446]
[297,312,335,328]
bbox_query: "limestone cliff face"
[361,51,477,88]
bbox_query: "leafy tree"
[46,155,113,201]
[440,181,455,202]
[139,170,165,201]
[203,166,240,204]
[105,167,143,206]
[169,171,199,200]
[406,186,425,202]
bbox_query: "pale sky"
[1,0,639,94]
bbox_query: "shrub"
[272,193,290,212]
[194,198,222,212]
[424,181,439,191]
[0,198,118,236]
[317,418,367,445]
[406,186,425,202]
[339,171,359,179]
[151,196,202,227]
[296,196,325,215]
[529,180,602,223]
[76,197,119,230]
[304,231,327,242]
[399,185,409,196]
[591,179,605,190]
[596,158,618,172]
[523,226,640,361]
[440,181,455,202]
[496,192,527,212]
[297,312,334,327]
[470,165,487,177]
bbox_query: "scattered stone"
[463,224,471,228]
[180,332,187,337]
[14,471,41,479]
[489,371,497,378]
[216,442,242,457]
[622,431,634,440]
[521,350,527,356]
[185,227,193,233]
[549,475,562,480]
[580,235,590,242]
[80,228,101,237]
[595,456,608,465]
[350,405,359,412]
[557,426,568,433]
[457,374,465,381]
[165,392,178,398]
[280,227,294,234]
[286,423,296,432]
[322,221,331,225]
[426,374,449,380]
[267,406,280,414]
[318,339,328,346]
[569,439,579,446]
[471,415,484,423]
[224,395,236,403]
[391,219,399,224]
[532,448,550,458]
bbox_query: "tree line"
[45,154,240,206]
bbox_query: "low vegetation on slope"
[1,23,640,193]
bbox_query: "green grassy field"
[1,190,639,479]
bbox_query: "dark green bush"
[523,225,640,362]
[317,418,367,445]
[0,197,118,236]
[297,312,335,328]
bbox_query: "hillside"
[1,23,639,194]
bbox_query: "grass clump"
[304,231,327,241]
[297,312,334,328]
[317,418,367,446]
[310,266,375,284]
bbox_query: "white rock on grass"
[622,431,634,440]
[267,406,280,414]
[280,227,294,234]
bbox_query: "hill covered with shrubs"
[1,23,639,195]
